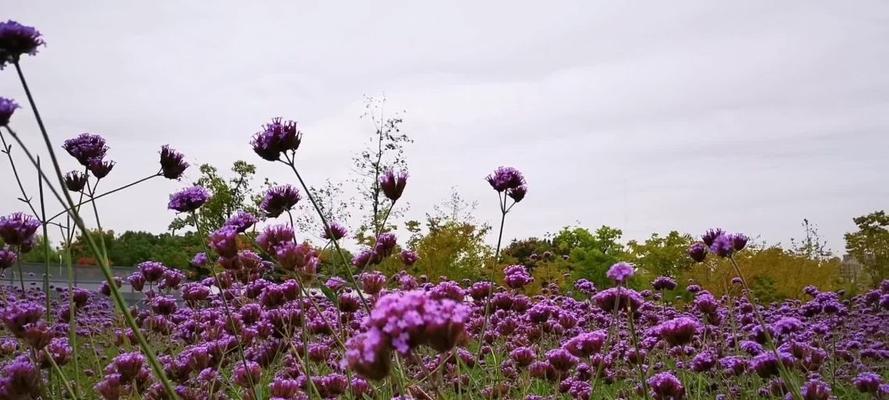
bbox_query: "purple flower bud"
[652,276,677,291]
[730,233,748,251]
[606,262,635,283]
[62,133,107,166]
[0,97,19,126]
[379,169,408,201]
[260,184,301,217]
[159,145,188,179]
[507,184,527,203]
[688,242,707,262]
[64,171,88,192]
[322,222,348,240]
[251,117,302,161]
[0,246,17,270]
[0,20,45,67]
[648,372,685,400]
[168,186,210,213]
[486,166,525,192]
[710,234,734,258]
[0,212,40,246]
[701,228,725,247]
[256,224,294,253]
[400,250,419,266]
[87,158,115,178]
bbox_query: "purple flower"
[563,331,606,357]
[159,145,188,180]
[606,262,635,283]
[0,356,41,398]
[486,166,525,192]
[701,228,725,247]
[256,224,294,253]
[168,186,210,213]
[0,212,40,246]
[126,272,145,292]
[64,171,88,192]
[138,261,167,282]
[0,97,19,126]
[800,378,832,400]
[0,246,17,269]
[225,211,257,233]
[322,222,348,240]
[507,184,527,203]
[655,317,701,347]
[688,242,707,262]
[260,184,301,217]
[400,250,419,266]
[545,348,578,372]
[191,252,209,267]
[209,226,239,258]
[110,352,145,382]
[503,265,533,289]
[360,271,387,295]
[853,372,883,394]
[345,329,391,380]
[573,279,596,295]
[366,290,470,356]
[352,249,378,268]
[88,158,115,179]
[592,287,644,311]
[275,242,319,280]
[0,20,44,67]
[251,117,302,161]
[379,169,408,201]
[374,233,398,258]
[62,133,108,166]
[709,234,734,258]
[729,233,748,251]
[233,361,261,388]
[652,276,677,291]
[648,372,685,400]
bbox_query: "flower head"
[225,211,257,233]
[0,20,44,67]
[256,224,294,253]
[0,246,17,269]
[701,228,724,247]
[564,331,606,358]
[592,287,644,311]
[648,372,685,400]
[655,317,701,347]
[486,166,525,192]
[88,158,115,179]
[730,233,748,251]
[168,186,210,213]
[251,117,301,161]
[687,242,707,262]
[503,265,533,289]
[652,276,677,291]
[345,329,391,380]
[209,226,239,258]
[606,262,635,283]
[0,97,19,126]
[159,145,188,179]
[322,222,348,240]
[710,234,734,258]
[400,250,419,266]
[379,169,408,202]
[62,133,108,166]
[64,171,88,192]
[260,184,301,218]
[0,212,40,246]
[507,184,527,203]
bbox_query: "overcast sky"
[2,1,888,254]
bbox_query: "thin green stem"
[44,349,79,400]
[46,173,161,223]
[12,60,178,399]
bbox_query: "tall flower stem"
[38,157,51,321]
[477,191,508,358]
[592,286,623,393]
[44,348,79,400]
[12,60,179,399]
[46,173,160,223]
[14,248,25,292]
[727,256,802,400]
[282,156,371,314]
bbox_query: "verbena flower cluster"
[1,18,888,400]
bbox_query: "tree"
[626,231,694,278]
[169,161,261,233]
[791,219,832,260]
[845,211,889,285]
[553,226,629,289]
[352,96,413,244]
[384,188,492,282]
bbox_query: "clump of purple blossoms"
[0,20,44,67]
[652,276,678,291]
[64,171,88,192]
[0,212,40,246]
[654,317,701,347]
[168,186,210,213]
[648,372,685,400]
[322,222,348,240]
[0,247,16,269]
[379,169,408,201]
[503,265,533,289]
[61,133,108,166]
[261,184,301,217]
[224,211,257,233]
[606,261,636,283]
[486,166,525,192]
[88,158,114,178]
[0,97,18,126]
[251,117,302,161]
[159,145,188,179]
[400,249,419,266]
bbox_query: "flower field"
[0,19,888,400]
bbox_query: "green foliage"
[626,231,694,278]
[17,235,61,263]
[169,161,261,233]
[845,210,889,285]
[554,226,630,289]
[68,229,203,268]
